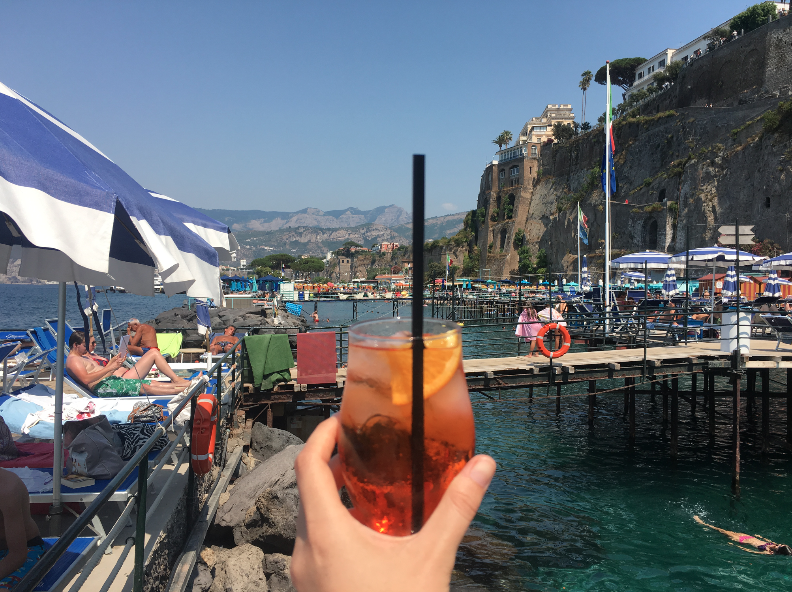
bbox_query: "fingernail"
[468,456,495,488]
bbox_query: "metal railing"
[16,339,244,592]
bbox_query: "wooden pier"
[244,339,792,496]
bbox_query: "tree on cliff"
[730,1,777,34]
[552,122,577,144]
[462,247,480,277]
[291,257,325,279]
[426,261,444,285]
[579,70,593,125]
[492,131,513,150]
[251,253,295,271]
[517,246,548,278]
[595,58,646,91]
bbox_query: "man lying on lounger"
[126,318,159,357]
[66,332,190,397]
[209,326,239,355]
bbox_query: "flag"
[601,65,618,197]
[601,147,617,196]
[578,203,589,245]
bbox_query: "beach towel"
[244,334,294,390]
[156,333,183,358]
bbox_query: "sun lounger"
[761,314,792,350]
[35,537,98,592]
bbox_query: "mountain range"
[197,205,411,232]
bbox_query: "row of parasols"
[578,247,792,298]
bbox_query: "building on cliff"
[475,104,575,279]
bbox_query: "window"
[509,166,519,177]
[766,197,771,208]
[499,228,508,251]
[533,126,547,132]
[531,146,537,157]
[499,169,505,179]
[658,188,666,203]
[637,71,644,80]
[659,58,666,68]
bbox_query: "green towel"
[156,333,183,358]
[244,334,295,390]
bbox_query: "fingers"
[421,455,496,551]
[328,454,345,491]
[293,416,347,522]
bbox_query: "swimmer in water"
[312,311,319,323]
[694,516,792,555]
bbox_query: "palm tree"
[579,70,593,126]
[492,130,513,150]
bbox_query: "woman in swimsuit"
[694,516,792,555]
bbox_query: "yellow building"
[518,104,575,144]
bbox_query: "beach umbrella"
[622,272,647,280]
[611,250,672,269]
[0,79,220,514]
[669,246,765,267]
[764,271,782,297]
[722,266,738,298]
[662,268,678,296]
[755,252,792,271]
[581,256,592,293]
[149,191,239,262]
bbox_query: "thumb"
[420,455,496,551]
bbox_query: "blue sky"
[0,1,766,218]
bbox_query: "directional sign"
[718,235,752,245]
[718,225,754,234]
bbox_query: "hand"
[109,354,124,369]
[291,416,496,592]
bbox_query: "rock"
[250,424,304,463]
[263,554,295,592]
[213,445,302,553]
[188,562,213,592]
[203,544,268,592]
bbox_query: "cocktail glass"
[338,318,475,536]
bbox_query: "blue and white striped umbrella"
[662,268,678,296]
[0,80,220,300]
[669,246,765,266]
[764,271,782,297]
[622,271,647,280]
[149,191,238,262]
[756,252,792,271]
[721,266,738,298]
[611,250,672,269]
[581,256,592,292]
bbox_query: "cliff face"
[478,16,792,278]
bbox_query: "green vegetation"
[490,208,500,222]
[250,253,295,271]
[762,100,792,134]
[425,261,444,284]
[313,276,330,284]
[706,27,732,43]
[595,57,647,91]
[488,242,494,253]
[558,166,600,212]
[492,130,513,150]
[579,70,593,124]
[512,228,525,250]
[552,121,578,143]
[667,202,679,217]
[517,246,548,276]
[730,114,763,139]
[641,202,664,213]
[462,246,480,277]
[502,198,514,219]
[730,2,778,34]
[581,121,592,132]
[366,267,389,280]
[653,60,683,86]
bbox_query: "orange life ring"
[191,393,218,475]
[536,323,571,359]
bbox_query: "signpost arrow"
[718,225,754,234]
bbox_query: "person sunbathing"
[126,318,159,357]
[694,516,792,555]
[209,326,239,355]
[66,332,189,397]
[0,468,45,589]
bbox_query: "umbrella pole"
[50,282,66,520]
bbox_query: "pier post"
[556,383,561,415]
[662,377,669,423]
[762,369,770,454]
[650,378,656,403]
[529,385,533,400]
[623,378,629,415]
[732,372,741,496]
[708,371,716,437]
[588,380,596,427]
[691,372,697,414]
[629,377,636,443]
[787,368,792,450]
[747,370,756,420]
[671,374,679,457]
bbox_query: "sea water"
[4,287,791,590]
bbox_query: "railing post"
[133,454,149,592]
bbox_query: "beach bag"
[112,423,169,461]
[0,416,19,461]
[127,402,165,424]
[65,416,125,480]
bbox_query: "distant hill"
[197,205,411,232]
[392,211,467,242]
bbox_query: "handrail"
[15,339,244,592]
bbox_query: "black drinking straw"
[411,154,425,533]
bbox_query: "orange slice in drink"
[388,330,461,405]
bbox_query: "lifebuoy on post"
[536,323,571,359]
[191,393,218,475]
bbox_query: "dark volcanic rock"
[263,554,295,592]
[153,305,308,348]
[212,445,302,554]
[250,424,304,463]
[194,545,268,592]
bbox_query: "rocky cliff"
[476,16,792,278]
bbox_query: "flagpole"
[605,61,612,328]
[577,205,581,288]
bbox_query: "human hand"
[109,354,124,369]
[291,416,496,592]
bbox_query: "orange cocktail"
[338,318,475,536]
